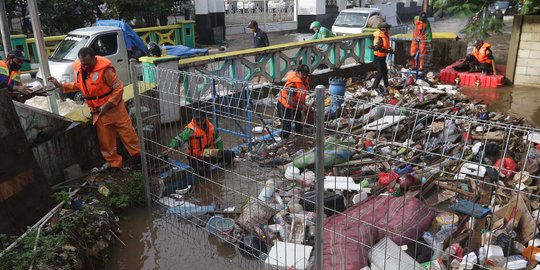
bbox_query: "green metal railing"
[177,33,376,101]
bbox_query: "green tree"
[36,0,97,35]
[521,0,540,14]
[432,0,505,40]
[99,0,175,26]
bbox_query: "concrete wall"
[14,103,103,185]
[0,92,53,235]
[506,15,540,87]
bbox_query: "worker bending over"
[48,47,140,172]
[167,111,235,175]
[466,39,496,75]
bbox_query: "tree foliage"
[6,0,177,35]
[521,0,540,14]
[37,0,97,35]
[432,0,506,40]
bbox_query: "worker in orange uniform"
[277,64,310,139]
[48,47,140,172]
[410,11,432,71]
[166,110,235,175]
[467,39,496,75]
[369,22,394,96]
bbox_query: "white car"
[268,0,288,10]
[237,1,255,11]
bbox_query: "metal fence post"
[130,59,152,208]
[314,84,326,270]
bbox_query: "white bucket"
[285,166,301,181]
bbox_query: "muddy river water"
[106,85,540,270]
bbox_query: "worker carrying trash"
[410,11,432,71]
[369,22,394,96]
[278,64,310,140]
[48,47,141,172]
[455,39,497,75]
[165,110,236,175]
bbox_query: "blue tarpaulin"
[96,19,147,54]
[164,45,208,58]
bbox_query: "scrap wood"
[468,178,494,250]
[472,130,507,141]
[437,182,476,199]
[333,158,375,167]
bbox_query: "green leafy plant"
[128,172,146,205]
[432,0,506,40]
[521,0,540,14]
[52,190,71,204]
[460,12,505,40]
[0,230,74,270]
[98,171,147,210]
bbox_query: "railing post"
[174,25,182,46]
[130,59,152,208]
[314,84,326,270]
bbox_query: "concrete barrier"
[14,102,103,186]
[0,91,53,235]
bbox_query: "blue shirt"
[253,29,269,48]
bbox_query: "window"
[91,33,118,56]
[334,12,369,27]
[50,35,89,61]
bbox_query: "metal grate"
[132,62,540,270]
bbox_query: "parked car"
[488,1,518,19]
[332,6,407,36]
[268,0,288,11]
[237,1,256,12]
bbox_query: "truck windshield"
[50,35,89,61]
[334,12,369,27]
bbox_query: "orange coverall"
[410,16,432,70]
[62,68,140,168]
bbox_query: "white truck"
[331,4,407,36]
[37,26,133,90]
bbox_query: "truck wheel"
[73,92,85,105]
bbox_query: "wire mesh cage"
[132,62,540,270]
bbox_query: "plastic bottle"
[161,44,167,56]
[430,226,454,260]
[273,213,288,241]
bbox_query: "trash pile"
[156,71,540,270]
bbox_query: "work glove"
[202,148,221,158]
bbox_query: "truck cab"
[37,26,130,98]
[332,8,382,35]
[332,4,404,36]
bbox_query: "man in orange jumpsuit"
[277,64,310,139]
[410,11,432,71]
[48,47,140,172]
[467,40,496,75]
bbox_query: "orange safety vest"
[412,18,428,40]
[373,29,390,57]
[72,56,115,109]
[0,60,21,88]
[278,71,308,110]
[186,119,215,158]
[472,42,492,64]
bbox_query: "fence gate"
[225,0,296,34]
[132,62,540,270]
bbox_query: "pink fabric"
[323,195,435,270]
